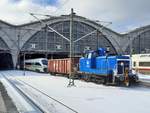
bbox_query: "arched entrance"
[0,37,13,70]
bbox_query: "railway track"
[138,81,150,87]
[1,72,45,113]
[1,72,79,113]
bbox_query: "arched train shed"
[0,14,149,69]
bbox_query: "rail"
[2,72,79,113]
[139,81,150,87]
[0,73,45,113]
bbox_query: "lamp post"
[17,32,20,69]
[68,8,75,87]
[45,24,48,59]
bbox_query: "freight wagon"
[48,58,79,76]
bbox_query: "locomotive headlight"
[120,62,124,66]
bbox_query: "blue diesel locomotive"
[79,48,138,86]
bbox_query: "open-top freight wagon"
[48,48,138,86]
[48,58,79,76]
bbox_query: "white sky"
[0,0,150,33]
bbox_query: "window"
[133,62,136,67]
[25,63,31,65]
[35,62,41,66]
[42,60,48,65]
[22,21,116,54]
[87,52,98,58]
[139,62,150,67]
[88,53,92,59]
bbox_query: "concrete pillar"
[11,50,19,69]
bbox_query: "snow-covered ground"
[1,70,150,113]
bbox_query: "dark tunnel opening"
[0,52,13,70]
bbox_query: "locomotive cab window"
[117,61,130,74]
[88,52,98,58]
[88,53,92,58]
[84,53,88,58]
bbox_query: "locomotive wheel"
[103,77,109,85]
[115,78,121,86]
[86,75,91,82]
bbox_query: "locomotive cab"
[113,58,130,86]
[113,57,138,86]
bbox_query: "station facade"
[0,14,150,69]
